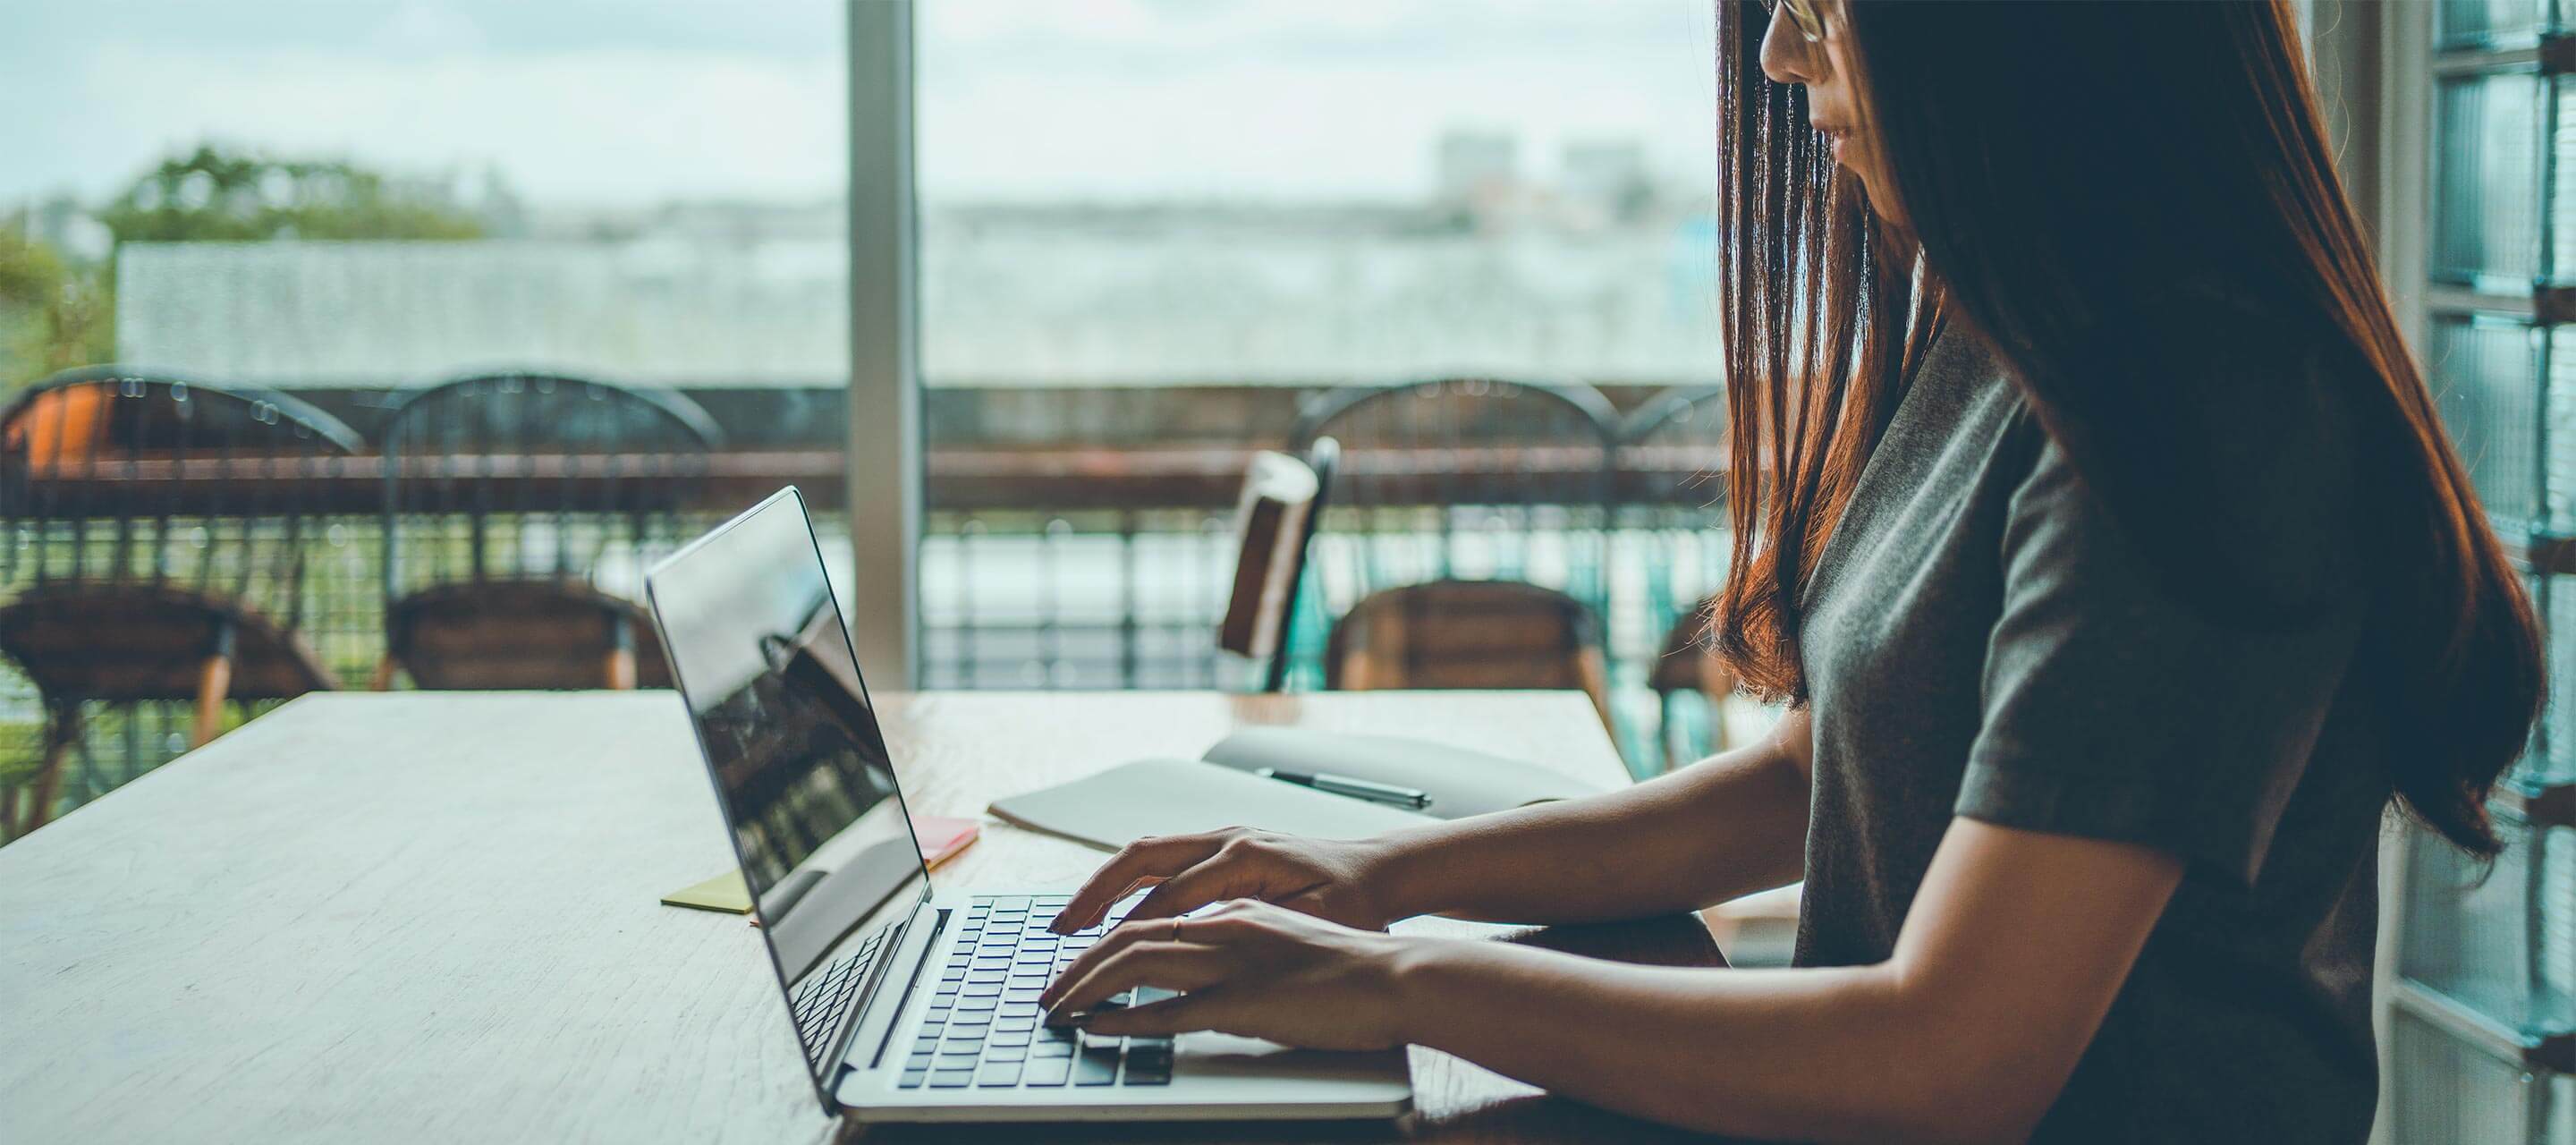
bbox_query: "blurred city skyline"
[2,0,1722,211]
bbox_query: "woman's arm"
[1051,708,1816,932]
[1050,816,2182,1145]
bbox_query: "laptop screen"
[646,488,929,1083]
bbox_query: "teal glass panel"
[2390,1005,2543,1144]
[2402,815,2576,1036]
[2431,314,2546,529]
[2440,0,2552,47]
[2436,72,2545,292]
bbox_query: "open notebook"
[987,728,1606,852]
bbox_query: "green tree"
[0,144,489,396]
[0,225,114,396]
[95,144,486,244]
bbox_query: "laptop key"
[1024,1058,1072,1087]
[975,1063,1023,1087]
[899,1070,928,1089]
[1073,1050,1120,1086]
[986,1046,1027,1063]
[929,1070,974,1089]
[1124,1040,1174,1086]
[1030,1040,1074,1058]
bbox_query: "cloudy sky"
[2,0,1722,209]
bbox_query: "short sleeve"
[1953,426,2365,886]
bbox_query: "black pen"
[1252,768,1432,810]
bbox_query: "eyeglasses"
[1772,0,1824,43]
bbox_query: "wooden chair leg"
[193,623,237,749]
[1659,693,1688,777]
[1695,656,1736,752]
[1576,646,1615,738]
[23,705,78,834]
[605,615,637,691]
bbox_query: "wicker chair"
[1287,377,1620,623]
[1619,385,1736,768]
[0,367,360,834]
[1324,579,1613,734]
[377,371,720,691]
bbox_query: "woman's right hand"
[1046,827,1408,934]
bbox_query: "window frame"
[845,0,922,688]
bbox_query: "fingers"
[1078,987,1233,1038]
[1043,911,1182,1007]
[1042,902,1264,1009]
[1051,831,1236,932]
[1125,852,1317,927]
[1042,940,1237,1016]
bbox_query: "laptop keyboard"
[789,923,892,1069]
[897,894,1178,1090]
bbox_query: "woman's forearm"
[1365,728,1811,925]
[1387,938,2003,1144]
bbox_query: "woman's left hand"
[1037,898,1417,1051]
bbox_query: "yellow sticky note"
[661,870,753,914]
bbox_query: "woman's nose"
[1758,4,1818,87]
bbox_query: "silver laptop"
[643,487,1413,1123]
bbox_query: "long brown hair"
[1710,0,2543,856]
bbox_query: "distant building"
[1434,130,1519,203]
[113,209,1725,392]
[1560,139,1652,224]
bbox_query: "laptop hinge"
[822,901,947,1110]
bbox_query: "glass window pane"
[913,1,1728,736]
[2435,71,2543,291]
[0,3,848,820]
[2439,0,2553,47]
[2401,813,2576,1035]
[2554,74,2576,284]
[2430,314,2546,528]
[2389,1005,2542,1144]
[2536,573,2576,788]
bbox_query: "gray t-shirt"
[1796,320,2387,1142]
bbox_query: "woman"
[1038,2,2543,1141]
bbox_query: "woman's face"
[1758,0,1896,219]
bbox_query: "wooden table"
[0,691,1724,1144]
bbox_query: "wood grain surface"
[0,690,1727,1144]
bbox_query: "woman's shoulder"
[1988,301,2375,623]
